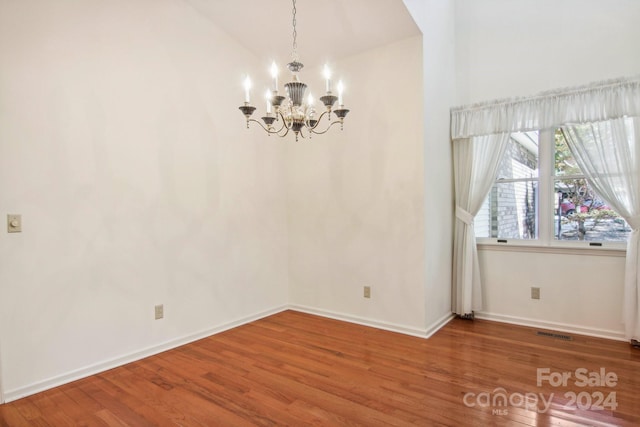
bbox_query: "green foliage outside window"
[554,130,627,241]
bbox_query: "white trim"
[2,305,627,403]
[289,304,454,339]
[0,338,4,404]
[2,305,288,403]
[477,242,626,257]
[424,312,457,338]
[475,311,626,342]
[539,128,553,244]
[2,305,455,403]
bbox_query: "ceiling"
[184,0,421,66]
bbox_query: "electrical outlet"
[155,304,164,319]
[531,287,540,300]
[364,286,371,299]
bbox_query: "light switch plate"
[7,214,22,233]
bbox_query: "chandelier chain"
[291,0,298,61]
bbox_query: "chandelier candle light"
[238,0,350,141]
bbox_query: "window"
[475,129,631,246]
[475,132,538,239]
[553,129,630,242]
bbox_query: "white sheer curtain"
[451,77,640,138]
[450,75,640,330]
[562,117,640,341]
[452,133,509,316]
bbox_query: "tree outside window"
[554,130,631,241]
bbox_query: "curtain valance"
[451,76,640,139]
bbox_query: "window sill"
[477,241,626,257]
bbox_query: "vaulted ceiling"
[184,0,421,67]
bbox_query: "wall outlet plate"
[155,304,164,319]
[364,286,371,298]
[7,214,22,233]
[531,287,541,300]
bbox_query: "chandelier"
[238,0,350,141]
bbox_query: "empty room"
[0,0,639,425]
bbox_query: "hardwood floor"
[1,310,639,426]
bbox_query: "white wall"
[478,248,626,338]
[456,0,640,103]
[286,36,429,333]
[0,0,289,400]
[456,0,640,338]
[404,0,456,332]
[285,1,457,336]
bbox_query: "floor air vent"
[537,331,573,341]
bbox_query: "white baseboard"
[2,306,627,404]
[3,305,288,403]
[2,305,456,403]
[0,342,4,404]
[475,311,627,342]
[425,311,456,338]
[289,304,454,339]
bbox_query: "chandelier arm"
[305,109,332,130]
[308,120,344,135]
[271,113,289,134]
[247,118,285,135]
[278,125,292,138]
[278,109,289,124]
[271,113,292,138]
[275,110,292,136]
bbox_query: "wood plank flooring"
[1,310,639,426]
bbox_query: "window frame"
[476,128,628,252]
